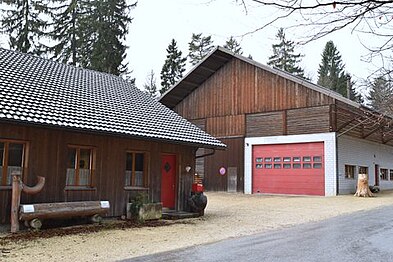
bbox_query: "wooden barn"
[160,46,393,196]
[0,48,225,224]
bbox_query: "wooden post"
[11,173,22,233]
[10,173,45,233]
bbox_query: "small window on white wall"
[380,168,388,180]
[358,166,368,175]
[390,170,393,181]
[345,165,355,179]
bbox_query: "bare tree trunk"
[354,173,374,197]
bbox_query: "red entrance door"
[161,154,176,209]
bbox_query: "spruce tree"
[317,41,348,97]
[267,28,305,78]
[89,0,135,75]
[143,70,158,98]
[224,36,243,55]
[0,0,47,54]
[160,39,187,94]
[45,0,93,66]
[188,33,214,66]
[367,76,393,114]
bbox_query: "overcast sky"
[128,0,384,97]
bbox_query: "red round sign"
[219,167,226,175]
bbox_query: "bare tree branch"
[239,0,393,100]
[240,0,393,49]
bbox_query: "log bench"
[19,201,110,230]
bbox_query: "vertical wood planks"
[0,123,197,223]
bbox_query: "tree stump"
[354,173,374,197]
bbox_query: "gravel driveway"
[2,191,393,261]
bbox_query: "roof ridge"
[0,47,129,83]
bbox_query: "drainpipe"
[196,148,215,159]
[194,148,216,188]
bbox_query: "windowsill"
[0,186,12,190]
[64,186,97,191]
[124,186,149,191]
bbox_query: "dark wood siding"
[246,112,284,137]
[174,59,334,120]
[206,115,245,138]
[287,105,331,135]
[204,137,244,192]
[246,106,331,137]
[0,122,196,224]
[0,191,11,224]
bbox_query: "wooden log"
[29,218,42,230]
[90,214,102,224]
[19,201,110,221]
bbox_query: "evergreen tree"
[317,41,348,97]
[45,0,134,73]
[143,70,158,98]
[267,28,305,78]
[122,70,136,86]
[188,33,214,66]
[89,0,135,75]
[45,0,93,66]
[0,0,47,54]
[367,76,393,114]
[160,39,187,94]
[224,36,243,55]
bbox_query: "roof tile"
[0,48,225,149]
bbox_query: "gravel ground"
[1,191,393,261]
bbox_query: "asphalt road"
[126,204,393,262]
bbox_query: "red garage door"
[252,142,324,196]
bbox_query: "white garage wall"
[337,135,393,194]
[244,133,337,196]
